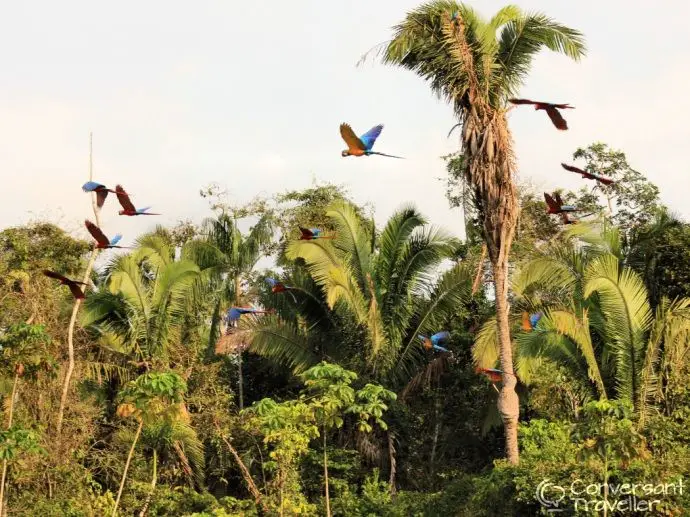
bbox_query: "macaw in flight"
[418,331,451,353]
[266,277,298,302]
[42,270,87,299]
[84,220,129,249]
[82,181,117,209]
[226,306,272,325]
[299,227,334,240]
[561,163,615,186]
[115,185,160,216]
[339,123,404,159]
[521,312,542,332]
[476,367,519,392]
[508,99,574,130]
[544,192,578,214]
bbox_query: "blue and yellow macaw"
[418,331,451,353]
[521,312,543,332]
[339,123,404,159]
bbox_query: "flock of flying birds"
[41,95,615,391]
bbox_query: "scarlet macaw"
[339,123,404,159]
[561,163,615,186]
[521,312,542,332]
[476,367,519,392]
[115,185,160,216]
[82,181,117,208]
[418,331,451,353]
[84,220,129,249]
[299,227,334,240]
[42,270,87,299]
[544,192,578,214]
[508,99,574,130]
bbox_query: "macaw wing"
[84,220,109,246]
[529,313,542,328]
[543,193,559,211]
[508,98,536,105]
[359,124,384,150]
[227,308,241,321]
[82,181,105,192]
[433,344,450,353]
[137,206,152,213]
[561,163,585,175]
[299,227,314,239]
[110,234,123,246]
[266,277,278,287]
[430,331,450,345]
[115,185,137,212]
[310,228,322,237]
[42,270,68,282]
[554,192,564,206]
[67,282,85,299]
[339,123,366,151]
[545,107,568,130]
[96,190,109,208]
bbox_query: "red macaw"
[84,220,129,249]
[42,270,87,299]
[561,163,615,186]
[115,185,160,216]
[508,99,574,130]
[544,192,578,214]
[299,227,334,240]
[476,367,519,392]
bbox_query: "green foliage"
[571,142,661,231]
[0,425,45,461]
[118,371,187,424]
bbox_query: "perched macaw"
[226,306,271,324]
[42,270,87,299]
[561,163,615,186]
[82,181,117,208]
[339,123,404,159]
[508,99,574,130]
[115,185,160,216]
[84,220,129,249]
[544,192,578,214]
[418,331,451,353]
[521,312,543,332]
[266,277,293,293]
[299,227,334,240]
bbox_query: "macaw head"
[341,150,350,157]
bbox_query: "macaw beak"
[341,150,349,157]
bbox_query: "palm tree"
[373,1,586,463]
[476,224,690,429]
[82,233,204,367]
[189,210,274,409]
[241,201,471,491]
[248,200,471,384]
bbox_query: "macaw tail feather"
[370,151,405,159]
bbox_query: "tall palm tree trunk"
[492,258,520,463]
[112,419,143,517]
[0,372,19,517]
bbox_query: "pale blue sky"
[1,1,689,246]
